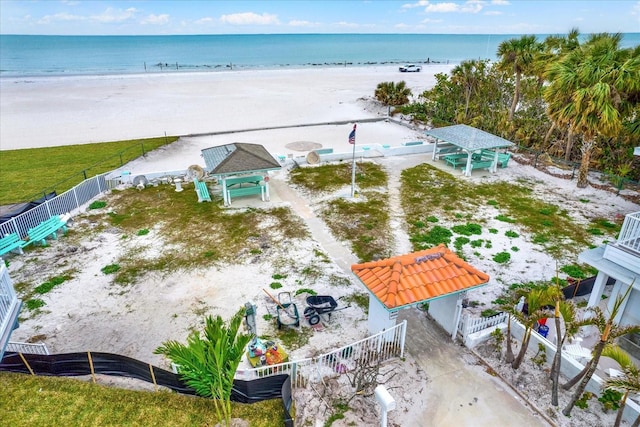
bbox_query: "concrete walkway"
[269,160,552,427]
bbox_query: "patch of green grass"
[272,273,287,280]
[294,288,317,296]
[101,264,121,275]
[341,292,369,314]
[470,239,483,248]
[587,228,604,236]
[481,309,501,317]
[33,275,70,295]
[580,199,590,203]
[489,228,498,234]
[511,246,520,252]
[560,264,596,279]
[410,225,453,248]
[451,223,482,236]
[88,200,107,210]
[25,299,46,310]
[0,136,178,205]
[0,372,283,427]
[136,229,150,236]
[271,326,313,350]
[320,190,391,262]
[454,236,470,251]
[269,282,283,290]
[485,241,493,249]
[495,214,516,223]
[487,200,498,206]
[505,230,519,238]
[289,161,386,192]
[426,215,439,223]
[493,252,511,264]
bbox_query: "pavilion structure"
[425,124,515,176]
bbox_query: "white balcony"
[0,264,22,360]
[603,212,640,276]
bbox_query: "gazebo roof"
[425,124,515,151]
[201,143,281,176]
[351,244,489,311]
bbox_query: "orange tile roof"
[351,244,490,310]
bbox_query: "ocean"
[1,33,639,77]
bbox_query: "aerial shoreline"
[0,64,454,151]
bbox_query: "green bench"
[0,233,28,257]
[193,178,211,202]
[225,175,263,187]
[227,185,265,203]
[444,153,469,169]
[462,160,494,174]
[435,145,460,157]
[314,148,334,155]
[478,149,511,168]
[25,215,68,247]
[402,141,423,146]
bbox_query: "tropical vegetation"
[155,309,252,427]
[398,30,640,185]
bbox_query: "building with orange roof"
[351,244,490,336]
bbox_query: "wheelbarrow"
[303,295,350,325]
[264,289,300,329]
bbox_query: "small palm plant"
[510,285,554,370]
[155,308,251,427]
[603,345,640,427]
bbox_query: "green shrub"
[101,264,121,274]
[489,228,498,234]
[25,299,45,310]
[88,200,107,210]
[426,216,439,223]
[34,276,69,294]
[493,252,511,264]
[487,200,498,206]
[452,223,482,236]
[454,236,470,250]
[560,264,588,279]
[136,229,150,236]
[511,246,520,252]
[505,230,519,238]
[269,282,283,290]
[410,225,452,247]
[272,273,287,280]
[495,215,516,223]
[599,389,622,412]
[470,239,483,248]
[481,309,500,317]
[294,288,317,296]
[587,228,604,235]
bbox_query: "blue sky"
[1,0,639,35]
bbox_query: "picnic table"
[444,153,469,169]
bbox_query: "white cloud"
[195,17,215,25]
[404,1,486,14]
[38,12,85,24]
[491,0,510,5]
[484,11,502,16]
[219,12,279,26]
[141,14,169,25]
[421,18,444,23]
[91,7,138,24]
[334,21,360,28]
[61,0,80,5]
[632,1,640,15]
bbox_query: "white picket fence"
[6,341,50,355]
[236,320,407,388]
[457,312,508,340]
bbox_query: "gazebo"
[201,143,281,206]
[351,244,489,338]
[425,124,515,176]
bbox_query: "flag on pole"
[348,124,356,144]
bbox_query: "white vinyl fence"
[0,174,110,238]
[6,341,49,355]
[457,312,508,340]
[236,320,407,389]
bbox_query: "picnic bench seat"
[402,141,423,147]
[225,175,263,187]
[478,149,511,168]
[227,185,265,203]
[461,160,494,174]
[444,153,469,169]
[0,233,28,257]
[193,178,211,202]
[314,148,334,155]
[25,215,68,247]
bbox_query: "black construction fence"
[0,351,293,427]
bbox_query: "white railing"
[617,211,640,254]
[0,174,109,238]
[236,320,407,388]
[0,264,22,360]
[6,341,49,355]
[458,312,508,338]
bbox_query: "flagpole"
[350,124,357,198]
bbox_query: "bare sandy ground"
[3,66,638,426]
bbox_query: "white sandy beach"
[0,65,452,151]
[3,65,639,426]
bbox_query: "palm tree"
[510,286,553,370]
[450,59,487,120]
[374,81,413,114]
[497,34,541,121]
[544,33,640,188]
[549,299,592,406]
[155,308,252,427]
[563,284,640,416]
[602,345,640,427]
